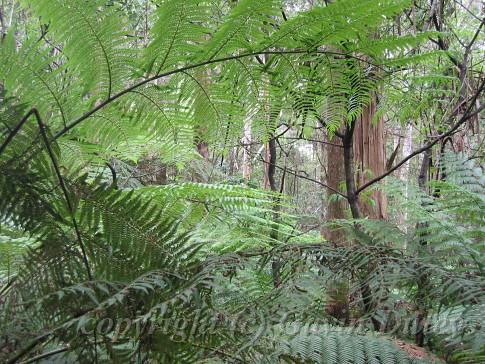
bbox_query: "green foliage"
[21,0,135,98]
[0,0,481,363]
[263,324,433,364]
[327,153,484,360]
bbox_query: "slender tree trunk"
[263,145,270,189]
[264,136,282,287]
[264,137,277,191]
[415,148,431,347]
[196,141,209,160]
[262,130,283,287]
[242,118,252,183]
[228,147,237,176]
[343,129,361,219]
[401,124,413,236]
[194,49,210,161]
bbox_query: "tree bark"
[341,97,387,332]
[196,141,209,160]
[321,133,347,245]
[415,148,431,347]
[194,59,211,161]
[343,125,361,219]
[263,138,277,190]
[137,155,168,185]
[352,96,387,219]
[322,129,350,323]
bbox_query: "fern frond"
[145,0,210,75]
[21,0,134,98]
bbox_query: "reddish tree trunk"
[352,96,387,219]
[322,134,347,245]
[322,130,350,323]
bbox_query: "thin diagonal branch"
[258,155,347,198]
[53,49,382,139]
[465,17,484,51]
[2,49,379,166]
[19,347,69,364]
[0,108,36,156]
[36,113,93,280]
[0,108,93,280]
[281,136,344,148]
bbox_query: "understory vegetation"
[0,0,483,363]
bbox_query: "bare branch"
[258,155,348,199]
[19,347,69,364]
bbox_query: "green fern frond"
[145,0,210,74]
[21,0,135,98]
[260,323,435,364]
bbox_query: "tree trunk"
[321,134,347,245]
[263,135,282,287]
[137,155,168,185]
[415,148,431,347]
[341,96,387,332]
[263,138,277,191]
[196,141,209,160]
[343,124,361,219]
[242,118,252,183]
[322,130,350,323]
[194,59,210,161]
[352,96,387,219]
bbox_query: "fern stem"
[189,342,248,363]
[1,49,381,167]
[36,111,93,280]
[6,332,52,364]
[0,108,36,156]
[53,49,380,139]
[19,347,69,364]
[3,108,94,281]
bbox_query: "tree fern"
[144,0,210,75]
[0,178,267,362]
[21,0,135,98]
[257,323,435,363]
[1,1,477,363]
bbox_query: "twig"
[189,342,248,364]
[258,155,347,198]
[105,162,118,189]
[19,346,69,364]
[281,136,344,147]
[0,109,37,156]
[36,109,93,281]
